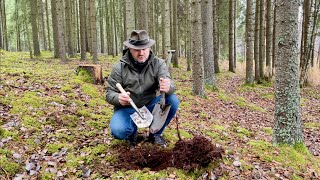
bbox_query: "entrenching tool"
[150,50,176,134]
[116,83,153,128]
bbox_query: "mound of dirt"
[115,136,224,171]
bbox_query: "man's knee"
[167,94,180,109]
[110,125,127,140]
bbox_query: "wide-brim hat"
[123,30,156,50]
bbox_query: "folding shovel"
[116,83,153,128]
[149,50,176,134]
[150,92,171,133]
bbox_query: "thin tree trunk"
[259,0,265,80]
[265,0,272,81]
[45,0,52,51]
[213,0,220,73]
[30,0,41,56]
[254,0,260,81]
[191,0,205,97]
[246,0,254,85]
[202,0,215,88]
[228,0,235,72]
[51,0,59,58]
[79,0,86,60]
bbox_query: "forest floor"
[0,50,320,179]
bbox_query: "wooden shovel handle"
[116,83,127,94]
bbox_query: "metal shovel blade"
[115,83,153,128]
[150,103,171,134]
[130,106,153,128]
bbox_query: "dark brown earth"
[115,136,224,171]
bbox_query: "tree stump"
[76,64,103,84]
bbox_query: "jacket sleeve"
[106,63,122,106]
[158,59,175,95]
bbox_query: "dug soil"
[114,136,224,171]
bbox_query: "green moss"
[304,122,320,129]
[212,124,226,131]
[21,115,41,130]
[262,127,273,135]
[0,129,18,140]
[10,91,44,114]
[0,156,19,176]
[61,115,78,127]
[179,101,191,109]
[235,96,266,112]
[218,91,231,102]
[248,140,320,172]
[40,172,56,180]
[205,131,219,139]
[65,153,82,168]
[81,84,100,98]
[76,68,94,83]
[77,109,91,117]
[179,130,193,139]
[234,126,252,137]
[262,93,274,99]
[88,98,106,107]
[45,143,70,154]
[86,119,108,130]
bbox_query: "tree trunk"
[99,0,105,53]
[136,0,148,31]
[201,0,215,88]
[45,0,52,51]
[30,0,41,56]
[15,0,21,51]
[79,0,86,60]
[265,0,272,81]
[191,0,205,97]
[273,0,303,145]
[228,0,235,72]
[39,0,47,51]
[172,0,178,68]
[66,0,75,57]
[90,0,98,62]
[51,0,59,58]
[125,0,135,39]
[164,0,171,59]
[259,0,265,80]
[245,0,254,85]
[56,0,67,63]
[254,0,260,82]
[213,0,220,73]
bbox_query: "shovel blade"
[130,106,153,128]
[150,104,171,133]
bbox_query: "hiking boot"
[149,135,167,147]
[126,133,137,147]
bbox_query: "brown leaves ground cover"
[0,51,320,179]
